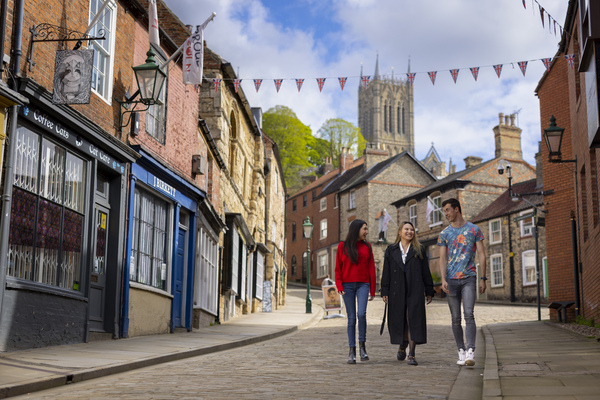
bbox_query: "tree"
[308,137,330,167]
[317,118,365,166]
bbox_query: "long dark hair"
[343,219,367,264]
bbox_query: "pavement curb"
[0,304,324,399]
[481,325,501,399]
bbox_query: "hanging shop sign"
[52,49,94,105]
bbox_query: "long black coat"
[380,243,435,345]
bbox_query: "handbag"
[380,302,387,335]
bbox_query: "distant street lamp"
[302,216,314,314]
[543,116,580,319]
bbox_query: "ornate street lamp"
[132,47,167,105]
[302,216,314,314]
[543,115,566,162]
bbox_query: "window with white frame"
[409,203,417,227]
[490,253,503,287]
[254,251,264,300]
[320,219,328,239]
[331,246,337,278]
[194,228,219,314]
[349,190,356,209]
[320,197,327,211]
[520,209,534,237]
[230,227,239,295]
[334,194,339,209]
[430,194,442,225]
[89,0,117,103]
[522,250,536,286]
[145,49,167,144]
[317,250,328,278]
[238,239,247,301]
[489,218,502,244]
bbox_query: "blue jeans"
[342,282,370,347]
[446,276,477,351]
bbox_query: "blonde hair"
[394,221,424,259]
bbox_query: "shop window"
[490,254,503,287]
[8,127,87,291]
[89,0,117,103]
[145,48,167,144]
[130,188,168,290]
[194,228,219,315]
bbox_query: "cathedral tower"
[358,55,414,155]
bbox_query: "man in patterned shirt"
[437,198,486,367]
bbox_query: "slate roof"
[288,157,364,199]
[471,179,544,223]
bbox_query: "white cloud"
[163,0,567,168]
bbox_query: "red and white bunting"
[213,78,221,93]
[361,75,370,90]
[428,71,437,85]
[317,78,326,92]
[338,77,347,91]
[493,64,503,78]
[274,79,283,93]
[450,69,459,83]
[295,78,304,92]
[233,79,242,93]
[565,54,576,69]
[470,67,479,81]
[407,73,416,87]
[253,79,263,92]
[518,61,528,76]
[541,58,552,72]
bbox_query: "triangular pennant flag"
[361,75,370,89]
[428,71,437,85]
[316,78,326,92]
[540,6,545,28]
[541,58,552,72]
[450,69,459,83]
[522,0,526,9]
[338,77,347,91]
[295,78,304,92]
[406,73,416,87]
[470,67,479,81]
[253,79,263,92]
[213,78,221,93]
[493,64,503,78]
[233,79,242,93]
[518,61,528,76]
[274,79,283,93]
[553,20,557,36]
[565,54,576,69]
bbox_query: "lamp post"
[497,160,516,303]
[543,116,580,318]
[302,216,314,314]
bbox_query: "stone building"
[391,113,536,285]
[358,55,414,155]
[471,179,547,303]
[535,0,600,322]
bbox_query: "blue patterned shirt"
[437,222,484,279]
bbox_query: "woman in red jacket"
[335,219,376,364]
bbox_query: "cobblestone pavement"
[16,298,545,400]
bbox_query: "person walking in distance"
[381,221,434,366]
[438,198,486,367]
[335,219,376,364]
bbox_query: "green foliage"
[317,118,365,165]
[308,137,330,167]
[575,315,595,327]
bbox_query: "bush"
[575,315,595,327]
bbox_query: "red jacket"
[335,241,376,296]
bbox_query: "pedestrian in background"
[438,198,486,367]
[381,221,434,366]
[335,219,376,364]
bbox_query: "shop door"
[173,229,186,327]
[89,204,109,331]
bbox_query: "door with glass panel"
[89,204,109,330]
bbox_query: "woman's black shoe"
[397,347,407,361]
[407,355,418,366]
[348,347,356,364]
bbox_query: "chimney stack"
[464,156,483,169]
[493,112,523,160]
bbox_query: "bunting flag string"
[522,0,566,40]
[204,54,575,93]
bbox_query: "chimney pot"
[499,113,504,125]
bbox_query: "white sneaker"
[465,348,475,366]
[456,348,466,366]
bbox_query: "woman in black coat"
[381,221,434,366]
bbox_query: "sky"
[162,0,568,170]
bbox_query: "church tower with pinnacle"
[358,55,414,155]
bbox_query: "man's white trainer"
[465,348,475,366]
[456,348,466,366]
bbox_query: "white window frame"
[230,227,239,295]
[490,253,503,287]
[522,250,536,286]
[489,218,502,244]
[320,219,328,239]
[349,190,356,209]
[320,197,327,212]
[239,238,247,301]
[317,250,328,279]
[194,228,219,315]
[409,203,417,228]
[520,209,534,237]
[429,194,443,227]
[334,194,339,209]
[89,0,117,104]
[254,251,264,300]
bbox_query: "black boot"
[359,342,369,361]
[348,347,356,364]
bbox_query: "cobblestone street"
[16,294,544,400]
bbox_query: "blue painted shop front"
[121,148,205,337]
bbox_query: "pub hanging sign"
[52,49,94,105]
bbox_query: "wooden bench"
[548,301,575,323]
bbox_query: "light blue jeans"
[342,282,370,347]
[446,276,477,351]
